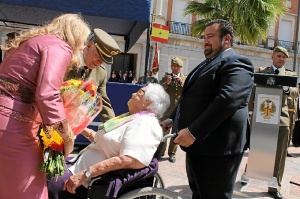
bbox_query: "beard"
[204,44,213,56]
[204,49,212,56]
[204,44,223,58]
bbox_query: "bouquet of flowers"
[40,130,65,180]
[40,79,102,180]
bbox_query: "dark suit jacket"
[170,48,254,156]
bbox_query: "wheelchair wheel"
[153,173,165,188]
[118,187,182,199]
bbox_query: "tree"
[184,0,287,44]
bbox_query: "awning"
[0,0,151,52]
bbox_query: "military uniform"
[65,28,120,123]
[249,66,298,193]
[158,57,187,160]
[65,66,115,123]
[287,95,298,145]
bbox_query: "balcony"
[167,20,299,54]
[257,38,298,53]
[168,21,192,36]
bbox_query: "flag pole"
[144,25,151,84]
[143,12,156,84]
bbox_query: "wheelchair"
[86,161,180,199]
[67,134,182,199]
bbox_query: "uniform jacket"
[137,76,145,84]
[159,73,187,121]
[65,66,115,123]
[170,48,254,155]
[248,66,298,126]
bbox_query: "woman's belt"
[0,104,36,123]
[0,75,35,103]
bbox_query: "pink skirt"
[0,108,48,199]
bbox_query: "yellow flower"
[40,129,63,151]
[68,79,83,88]
[78,90,84,96]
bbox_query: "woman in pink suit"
[0,14,90,199]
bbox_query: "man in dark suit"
[127,70,134,83]
[161,19,254,199]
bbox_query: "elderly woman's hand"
[63,171,88,194]
[160,119,173,135]
[81,128,95,142]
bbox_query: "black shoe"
[287,152,293,157]
[158,155,164,161]
[168,156,176,163]
[268,191,285,199]
[241,181,248,186]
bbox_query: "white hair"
[144,83,170,118]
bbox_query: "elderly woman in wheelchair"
[48,83,170,199]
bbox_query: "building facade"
[1,0,300,81]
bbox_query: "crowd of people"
[108,70,137,83]
[108,69,159,84]
[0,13,299,199]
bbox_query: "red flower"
[61,82,69,87]
[85,83,96,97]
[50,142,64,153]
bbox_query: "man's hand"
[283,86,290,94]
[166,75,172,85]
[174,128,195,147]
[160,119,173,135]
[174,75,183,85]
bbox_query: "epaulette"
[255,66,269,73]
[285,68,294,72]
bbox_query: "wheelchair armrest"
[66,155,79,164]
[89,176,102,186]
[161,133,176,142]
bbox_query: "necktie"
[172,103,180,134]
[274,69,279,74]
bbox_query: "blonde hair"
[11,13,90,67]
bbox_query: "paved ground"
[157,143,300,199]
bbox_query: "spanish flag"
[151,23,169,44]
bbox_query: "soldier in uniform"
[65,29,121,123]
[248,46,298,199]
[287,94,298,156]
[158,57,186,163]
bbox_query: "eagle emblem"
[259,99,276,119]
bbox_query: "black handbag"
[292,98,300,147]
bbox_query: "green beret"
[273,46,289,58]
[93,29,121,64]
[171,57,183,67]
